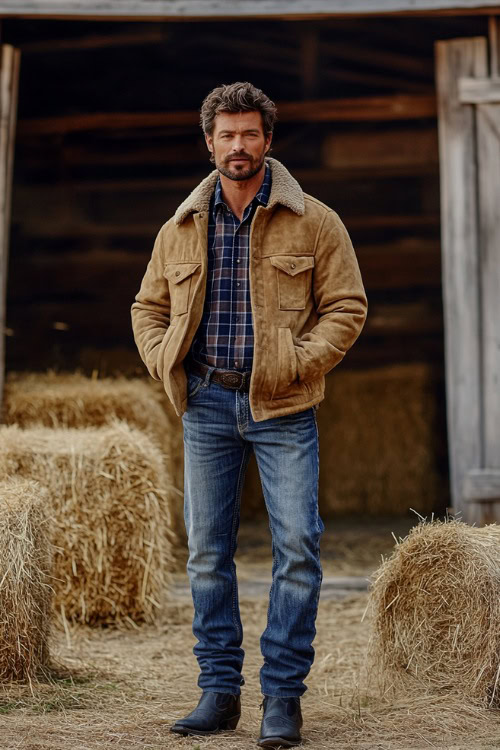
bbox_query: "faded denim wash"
[182,367,324,698]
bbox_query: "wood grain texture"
[435,36,487,523]
[0,0,500,19]
[476,102,500,471]
[459,77,500,103]
[463,470,500,502]
[17,94,437,137]
[0,46,20,411]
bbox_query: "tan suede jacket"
[131,158,367,422]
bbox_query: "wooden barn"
[0,0,499,523]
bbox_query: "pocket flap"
[270,255,314,276]
[164,262,201,284]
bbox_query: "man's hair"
[200,82,277,137]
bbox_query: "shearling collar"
[173,157,305,225]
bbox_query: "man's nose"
[231,135,244,151]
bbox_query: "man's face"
[205,110,272,181]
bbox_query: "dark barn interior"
[1,14,490,516]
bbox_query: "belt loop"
[204,366,216,387]
[240,371,251,392]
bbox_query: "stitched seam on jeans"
[261,495,278,680]
[313,408,323,616]
[230,444,251,642]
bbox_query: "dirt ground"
[2,517,500,750]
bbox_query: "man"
[131,82,367,748]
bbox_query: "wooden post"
[476,105,500,492]
[489,16,499,78]
[0,45,20,410]
[435,37,487,523]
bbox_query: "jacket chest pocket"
[164,262,201,315]
[270,255,315,311]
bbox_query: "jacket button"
[175,271,180,277]
[291,263,296,270]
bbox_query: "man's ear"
[205,132,213,155]
[264,134,272,154]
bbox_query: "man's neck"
[219,163,266,221]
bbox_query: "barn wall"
[2,14,488,514]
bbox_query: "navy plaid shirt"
[190,163,272,372]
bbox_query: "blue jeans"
[182,367,324,698]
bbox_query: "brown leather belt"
[189,361,251,392]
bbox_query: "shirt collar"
[213,162,272,216]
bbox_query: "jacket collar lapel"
[173,157,305,226]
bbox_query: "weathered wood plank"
[17,94,437,136]
[61,163,438,193]
[21,27,166,53]
[0,0,500,19]
[435,36,487,523]
[322,127,438,169]
[459,77,500,103]
[476,102,500,471]
[320,39,435,77]
[463,470,500,502]
[0,46,20,413]
[489,15,499,78]
[11,213,440,239]
[8,240,441,297]
[7,298,443,340]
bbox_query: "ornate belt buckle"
[222,372,241,389]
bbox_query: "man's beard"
[214,149,266,182]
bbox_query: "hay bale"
[369,519,500,705]
[0,478,52,680]
[147,378,185,523]
[0,423,174,626]
[3,372,185,544]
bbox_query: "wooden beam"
[476,100,500,472]
[356,240,442,289]
[21,27,166,53]
[459,77,500,103]
[0,45,19,412]
[489,15,499,78]
[0,0,500,20]
[435,36,487,523]
[60,141,205,166]
[322,128,438,170]
[320,39,435,78]
[17,94,437,137]
[322,64,432,94]
[363,301,443,335]
[12,213,439,240]
[57,163,438,193]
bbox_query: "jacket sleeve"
[131,225,171,380]
[294,210,367,382]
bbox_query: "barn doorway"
[1,13,490,524]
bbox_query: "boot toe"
[258,696,302,747]
[170,692,240,735]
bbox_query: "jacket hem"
[251,393,324,423]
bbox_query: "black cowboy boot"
[170,691,241,736]
[258,695,303,747]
